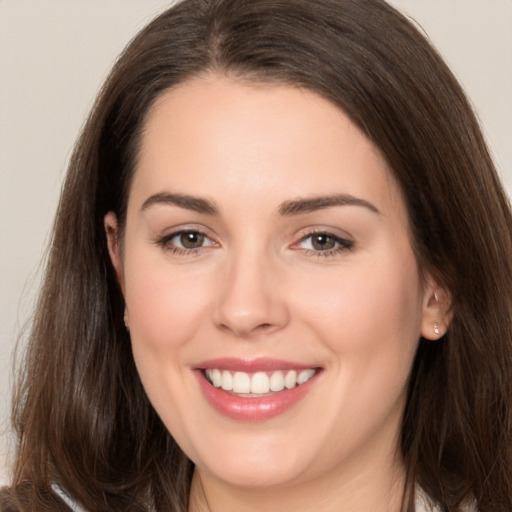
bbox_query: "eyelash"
[295,231,354,257]
[155,229,354,257]
[155,229,215,256]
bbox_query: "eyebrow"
[140,191,380,216]
[278,194,380,216]
[141,192,219,215]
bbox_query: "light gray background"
[1,0,511,485]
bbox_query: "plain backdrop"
[1,0,511,485]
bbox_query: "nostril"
[254,323,274,333]
[218,321,277,338]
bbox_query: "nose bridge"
[213,239,288,337]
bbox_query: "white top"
[53,484,478,511]
[51,485,87,512]
[415,485,478,512]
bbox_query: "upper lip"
[194,357,319,372]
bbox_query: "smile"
[194,358,322,421]
[204,368,317,395]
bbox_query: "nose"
[212,249,290,338]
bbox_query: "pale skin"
[105,74,450,512]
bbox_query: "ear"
[104,212,125,296]
[420,276,453,340]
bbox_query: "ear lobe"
[420,279,453,341]
[104,212,125,295]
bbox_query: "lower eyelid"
[302,249,343,258]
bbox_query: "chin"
[199,454,306,489]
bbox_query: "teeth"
[211,369,222,387]
[284,370,297,389]
[269,371,285,392]
[251,372,270,394]
[205,368,317,395]
[221,370,233,391]
[233,372,251,393]
[297,369,316,384]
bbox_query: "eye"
[296,231,353,255]
[176,231,207,249]
[156,229,216,254]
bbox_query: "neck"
[188,450,406,512]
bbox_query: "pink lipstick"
[193,358,321,421]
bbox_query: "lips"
[194,358,321,421]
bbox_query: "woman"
[2,0,511,510]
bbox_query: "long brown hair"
[2,0,511,510]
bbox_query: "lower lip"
[194,370,320,421]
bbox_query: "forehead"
[130,74,404,220]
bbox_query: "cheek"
[302,242,423,342]
[124,258,213,353]
[292,247,423,400]
[122,254,217,420]
[122,257,220,444]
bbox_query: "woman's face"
[106,75,442,490]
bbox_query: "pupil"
[181,232,204,249]
[312,234,335,251]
